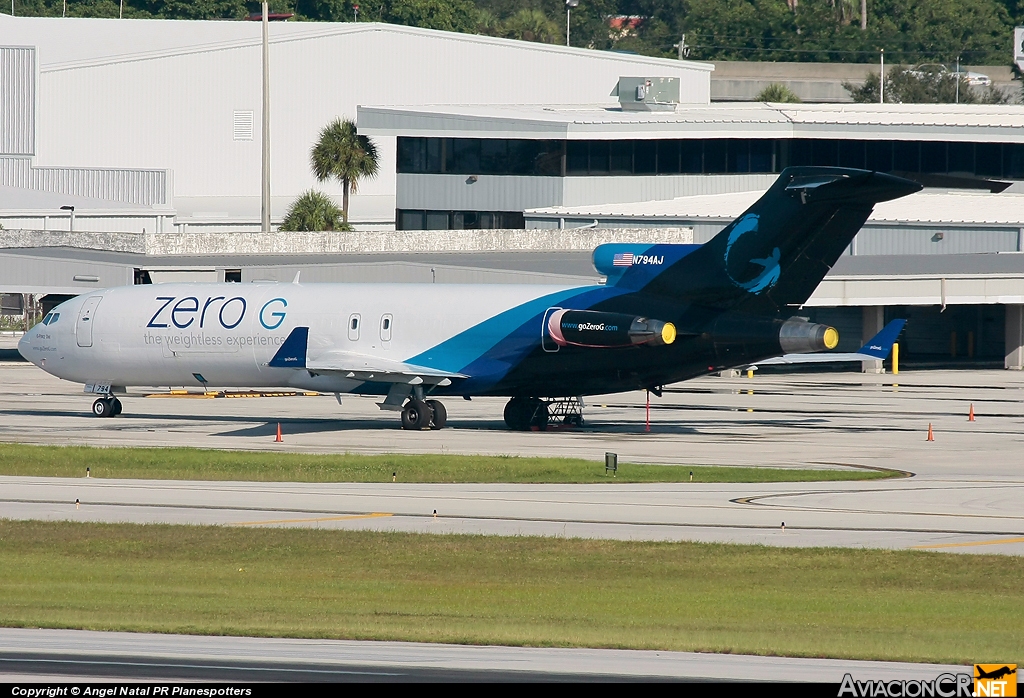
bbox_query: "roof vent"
[614,77,680,112]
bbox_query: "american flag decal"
[612,253,635,267]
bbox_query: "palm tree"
[310,118,379,225]
[280,190,347,231]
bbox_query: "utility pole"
[860,0,866,30]
[879,48,884,104]
[261,1,271,234]
[955,55,960,104]
[673,34,689,60]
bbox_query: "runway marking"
[232,512,393,526]
[911,536,1024,550]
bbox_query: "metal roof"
[359,102,1024,142]
[0,15,713,74]
[527,191,1024,227]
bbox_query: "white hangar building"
[0,14,712,233]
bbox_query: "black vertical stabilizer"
[638,167,921,314]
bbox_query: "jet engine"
[778,317,839,353]
[547,309,676,348]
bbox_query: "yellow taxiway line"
[146,391,319,399]
[233,512,393,527]
[912,536,1024,550]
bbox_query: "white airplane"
[18,167,921,430]
[748,319,906,369]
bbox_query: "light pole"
[260,1,271,234]
[60,205,75,232]
[353,3,359,21]
[565,0,579,47]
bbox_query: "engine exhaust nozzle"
[779,318,839,354]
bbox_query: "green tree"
[500,8,558,42]
[844,65,1014,103]
[352,0,477,31]
[280,190,347,231]
[755,82,802,102]
[310,118,379,225]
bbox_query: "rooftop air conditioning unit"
[614,77,680,112]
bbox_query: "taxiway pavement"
[2,365,1023,554]
[0,628,969,682]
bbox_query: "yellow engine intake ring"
[823,326,839,350]
[662,322,677,345]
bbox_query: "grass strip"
[0,443,895,483]
[0,520,1017,664]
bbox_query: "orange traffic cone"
[926,423,934,441]
[968,404,975,421]
[275,422,283,443]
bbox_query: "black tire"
[92,398,112,418]
[426,399,447,429]
[111,398,122,416]
[400,399,432,430]
[503,398,528,431]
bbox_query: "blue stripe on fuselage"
[405,284,625,391]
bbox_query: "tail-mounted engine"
[547,309,677,348]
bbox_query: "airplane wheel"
[111,398,122,416]
[92,398,113,418]
[401,399,432,430]
[503,398,529,431]
[426,400,447,429]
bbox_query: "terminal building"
[3,15,1024,371]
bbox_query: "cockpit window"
[42,312,60,325]
[50,312,59,324]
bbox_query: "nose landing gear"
[91,397,122,418]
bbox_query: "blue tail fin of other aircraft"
[269,326,308,368]
[858,319,906,359]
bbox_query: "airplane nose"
[17,330,34,362]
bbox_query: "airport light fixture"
[566,0,579,47]
[261,1,272,234]
[60,205,75,232]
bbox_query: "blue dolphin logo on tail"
[723,213,781,294]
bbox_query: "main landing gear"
[400,398,447,430]
[503,397,584,431]
[91,396,122,418]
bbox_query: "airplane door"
[380,314,393,347]
[76,296,103,348]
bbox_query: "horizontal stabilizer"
[268,327,308,368]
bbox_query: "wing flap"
[268,327,467,385]
[307,350,467,384]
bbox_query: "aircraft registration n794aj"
[19,167,921,430]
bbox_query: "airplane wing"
[267,327,466,386]
[751,319,906,368]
